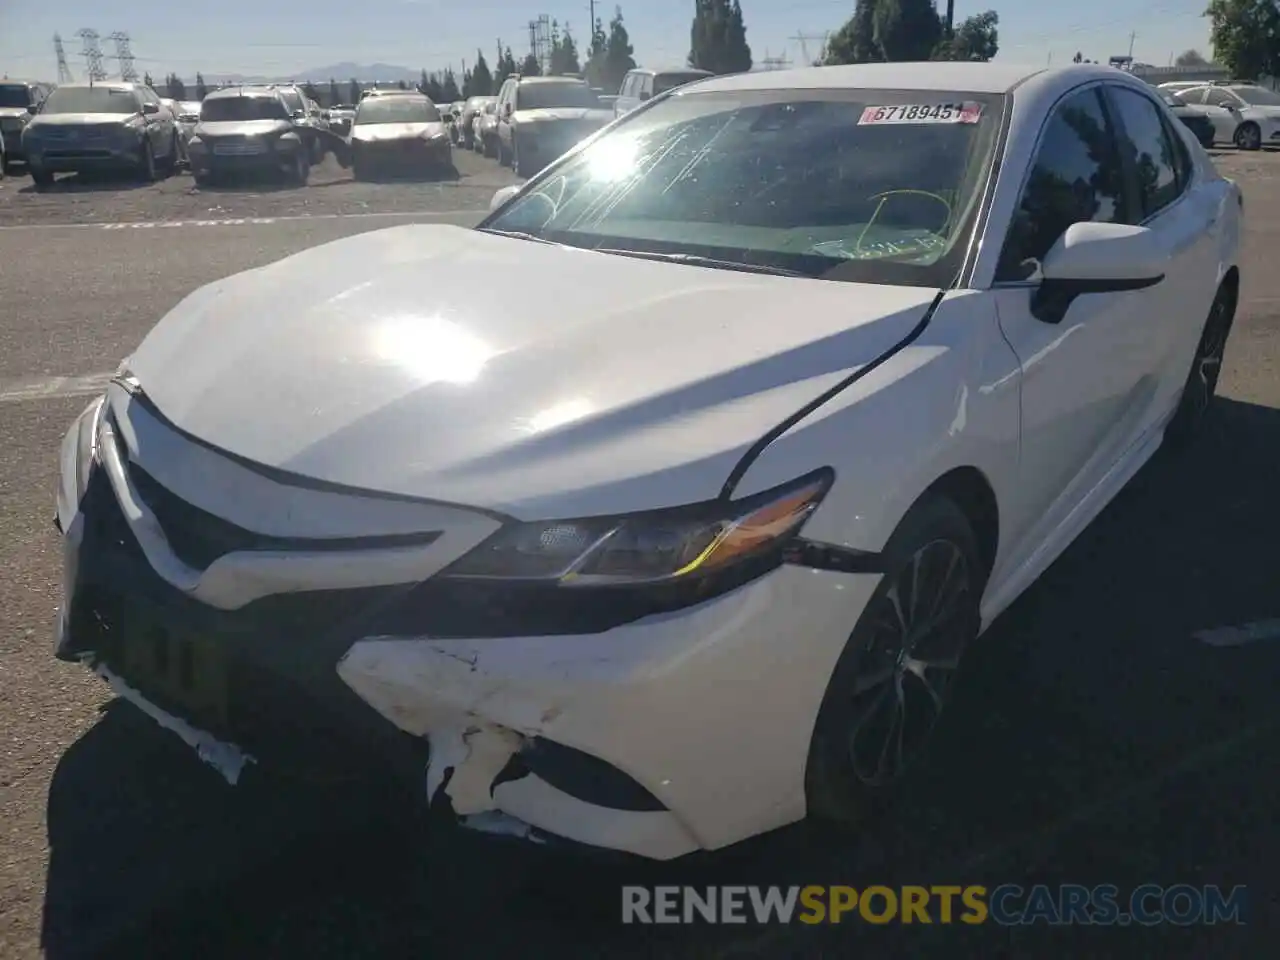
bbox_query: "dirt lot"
[0,147,520,226]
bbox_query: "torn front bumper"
[56,465,433,790]
[337,563,879,860]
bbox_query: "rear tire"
[804,493,985,829]
[1234,122,1261,151]
[1163,281,1236,450]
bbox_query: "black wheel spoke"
[847,538,972,787]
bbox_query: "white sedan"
[54,62,1241,861]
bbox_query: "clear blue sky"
[0,1,1213,82]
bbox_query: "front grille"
[125,462,441,571]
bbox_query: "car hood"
[27,113,133,128]
[195,119,291,138]
[125,225,941,518]
[351,121,446,142]
[514,107,613,125]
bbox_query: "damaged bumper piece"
[56,389,881,860]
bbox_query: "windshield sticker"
[858,102,983,125]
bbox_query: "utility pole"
[945,0,955,38]
[1128,31,1136,59]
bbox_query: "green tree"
[303,80,321,102]
[1206,0,1280,79]
[550,25,583,74]
[690,0,752,73]
[501,47,519,78]
[471,51,494,95]
[933,10,999,61]
[826,0,881,63]
[329,78,341,105]
[442,69,461,101]
[349,78,362,104]
[195,73,208,99]
[520,52,542,76]
[397,79,408,90]
[873,0,942,61]
[600,7,637,89]
[425,75,444,101]
[143,71,155,88]
[1174,48,1210,67]
[166,74,187,100]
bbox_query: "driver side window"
[996,87,1127,282]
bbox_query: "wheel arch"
[914,466,1001,582]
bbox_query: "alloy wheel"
[1235,124,1261,150]
[1185,294,1230,420]
[846,539,972,787]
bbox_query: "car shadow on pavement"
[352,165,461,184]
[42,397,1280,959]
[15,171,171,194]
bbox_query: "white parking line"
[0,209,485,232]
[1194,619,1280,647]
[0,372,115,404]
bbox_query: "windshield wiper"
[476,227,555,244]
[593,248,810,278]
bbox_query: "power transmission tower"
[791,31,830,66]
[527,14,552,72]
[107,31,138,81]
[76,29,108,82]
[760,50,792,71]
[53,33,75,83]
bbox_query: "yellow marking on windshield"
[853,189,953,255]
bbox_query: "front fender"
[730,290,1021,562]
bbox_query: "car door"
[1102,81,1224,422]
[990,84,1168,543]
[1199,87,1242,142]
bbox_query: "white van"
[613,67,713,117]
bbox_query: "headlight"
[444,468,833,587]
[56,396,108,533]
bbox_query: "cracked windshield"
[1,0,1276,958]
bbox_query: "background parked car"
[458,95,493,150]
[1172,83,1280,150]
[327,103,356,137]
[0,79,51,174]
[21,82,179,189]
[349,92,451,180]
[475,99,499,156]
[186,87,313,187]
[1159,90,1215,148]
[613,67,713,117]
[493,75,613,177]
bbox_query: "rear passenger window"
[997,87,1126,281]
[1108,86,1183,219]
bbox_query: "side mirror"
[1032,222,1167,324]
[489,184,521,211]
[141,102,160,115]
[638,91,651,102]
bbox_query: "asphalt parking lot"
[1,147,1278,959]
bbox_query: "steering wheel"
[850,189,954,255]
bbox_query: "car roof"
[516,75,587,84]
[688,62,1129,96]
[204,87,280,100]
[631,67,713,77]
[51,82,142,93]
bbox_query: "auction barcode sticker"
[858,102,983,125]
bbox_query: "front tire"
[1234,122,1261,151]
[804,493,985,828]
[289,151,311,186]
[136,141,156,182]
[30,165,54,190]
[1163,282,1236,450]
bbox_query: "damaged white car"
[55,62,1241,861]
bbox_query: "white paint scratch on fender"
[426,724,525,815]
[94,663,256,785]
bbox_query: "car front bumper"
[25,140,145,172]
[55,395,880,860]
